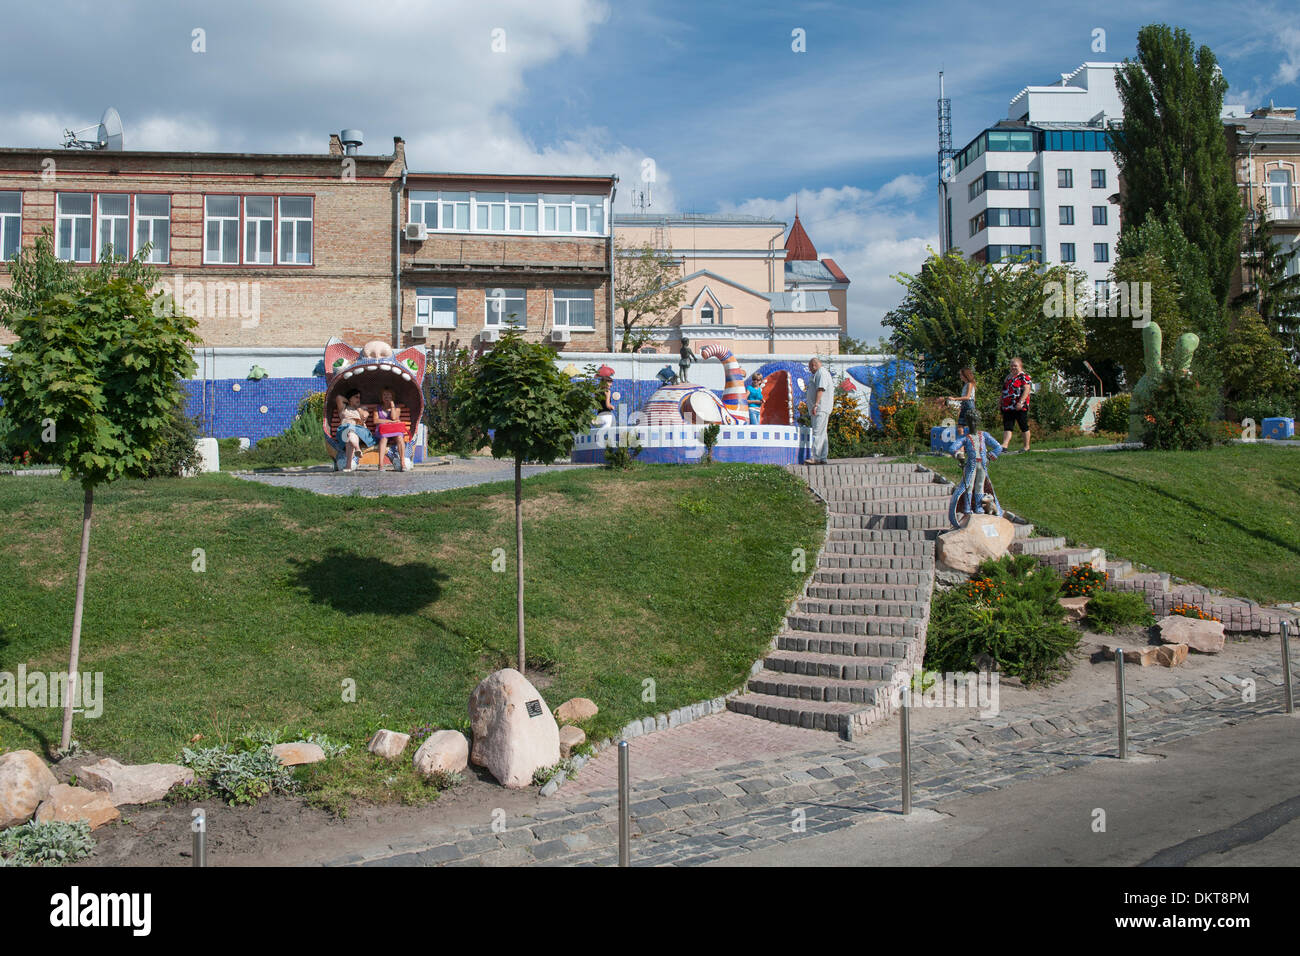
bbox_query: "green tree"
[0,245,198,751]
[884,248,1086,391]
[452,331,600,670]
[1219,307,1300,417]
[1234,198,1300,357]
[613,239,687,352]
[1113,24,1244,306]
[1087,250,1185,388]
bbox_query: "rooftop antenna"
[937,72,954,253]
[630,185,653,212]
[63,107,123,150]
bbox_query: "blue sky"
[3,0,1298,339]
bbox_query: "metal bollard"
[618,740,630,867]
[192,809,206,868]
[899,692,912,815]
[1283,621,1295,716]
[1115,648,1128,760]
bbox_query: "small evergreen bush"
[1082,590,1155,632]
[1143,371,1215,450]
[1095,393,1131,434]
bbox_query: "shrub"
[828,390,869,456]
[0,820,94,866]
[1062,564,1108,597]
[139,403,204,478]
[1082,590,1155,632]
[1143,371,1215,450]
[424,334,478,455]
[701,423,720,463]
[1233,393,1297,425]
[604,432,642,470]
[1032,383,1087,433]
[1095,393,1131,434]
[924,554,1078,685]
[234,391,328,467]
[179,743,297,806]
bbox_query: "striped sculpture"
[699,344,749,424]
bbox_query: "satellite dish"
[99,107,123,150]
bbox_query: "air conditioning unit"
[550,328,571,343]
[480,328,501,343]
[404,221,428,241]
[410,324,431,339]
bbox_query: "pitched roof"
[768,290,835,312]
[822,258,850,283]
[784,215,818,260]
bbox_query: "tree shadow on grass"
[288,548,450,616]
[1065,464,1300,562]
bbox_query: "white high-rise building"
[940,62,1123,296]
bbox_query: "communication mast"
[937,73,954,253]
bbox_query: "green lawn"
[0,465,824,769]
[924,445,1299,604]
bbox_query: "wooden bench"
[327,404,414,466]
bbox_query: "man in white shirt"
[807,357,834,464]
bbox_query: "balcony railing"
[1241,184,1300,223]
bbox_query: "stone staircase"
[728,457,1293,741]
[726,461,940,740]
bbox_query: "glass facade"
[1042,129,1112,151]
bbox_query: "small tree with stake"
[0,236,198,753]
[452,331,600,672]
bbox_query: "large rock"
[936,514,1016,574]
[1102,643,1187,668]
[555,698,598,725]
[1156,615,1226,654]
[271,742,325,767]
[559,725,587,759]
[0,750,57,828]
[367,729,410,760]
[78,759,194,807]
[34,784,120,830]
[469,668,560,788]
[412,731,469,778]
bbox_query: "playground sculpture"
[1128,321,1200,442]
[945,421,1005,529]
[321,337,427,470]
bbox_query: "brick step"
[726,691,863,734]
[776,631,918,659]
[1111,571,1170,593]
[1105,559,1133,579]
[796,597,928,619]
[798,470,942,486]
[1034,547,1106,575]
[817,554,934,571]
[806,583,929,603]
[747,669,894,705]
[785,612,920,638]
[826,526,933,542]
[827,514,938,532]
[869,511,952,530]
[1013,522,1035,539]
[823,539,933,556]
[820,485,953,501]
[762,649,899,682]
[813,568,931,587]
[849,496,955,515]
[792,461,928,475]
[1010,536,1068,555]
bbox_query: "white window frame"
[56,193,93,263]
[474,192,507,231]
[1090,168,1107,189]
[411,189,606,236]
[1268,168,1294,220]
[204,195,240,264]
[553,289,595,329]
[134,194,170,263]
[1059,205,1074,225]
[0,191,21,262]
[1092,205,1108,226]
[484,287,527,328]
[244,196,274,265]
[96,193,130,261]
[1060,242,1076,263]
[415,286,457,329]
[278,196,313,265]
[1094,242,1109,263]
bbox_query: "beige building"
[614,212,849,354]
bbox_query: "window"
[204,196,240,264]
[1268,169,1294,219]
[278,196,313,264]
[969,211,986,236]
[1058,169,1073,188]
[475,192,507,231]
[244,196,274,264]
[542,194,572,232]
[438,192,470,230]
[508,193,538,232]
[700,302,715,322]
[1043,130,1112,151]
[554,289,595,329]
[484,288,526,327]
[982,244,1042,263]
[986,130,1034,152]
[1092,205,1108,226]
[986,207,1040,227]
[1095,280,1111,300]
[134,195,170,263]
[95,194,130,261]
[1094,242,1109,263]
[1060,243,1076,262]
[411,189,603,235]
[409,191,437,227]
[968,177,986,201]
[415,287,457,329]
[0,192,21,261]
[57,193,93,262]
[983,171,1039,191]
[1091,169,1107,189]
[1059,205,1074,225]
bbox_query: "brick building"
[0,133,407,348]
[398,172,616,351]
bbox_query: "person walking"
[949,366,977,436]
[1000,356,1033,453]
[807,357,834,464]
[747,372,765,425]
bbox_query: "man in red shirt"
[1000,357,1032,452]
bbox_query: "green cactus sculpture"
[1128,322,1199,442]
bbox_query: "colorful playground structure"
[321,338,428,470]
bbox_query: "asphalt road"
[707,714,1300,867]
